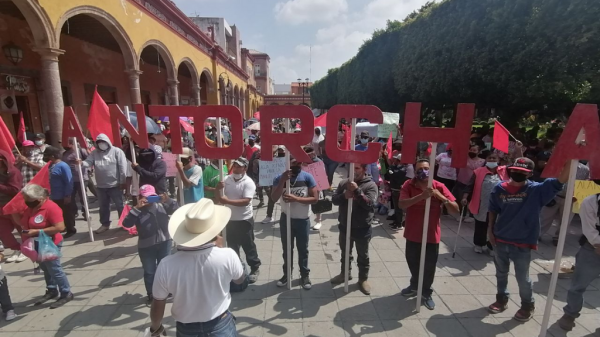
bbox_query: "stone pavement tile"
[62,255,110,270]
[332,283,369,298]
[123,285,150,305]
[341,320,387,336]
[438,294,490,318]
[262,322,304,337]
[321,240,340,251]
[580,290,600,311]
[472,294,523,319]
[421,317,470,337]
[266,281,302,299]
[484,276,520,296]
[232,280,271,300]
[414,295,453,320]
[237,323,265,337]
[103,304,149,330]
[323,251,340,264]
[301,297,339,322]
[72,269,115,287]
[107,267,145,287]
[230,299,266,324]
[18,305,83,331]
[375,249,406,262]
[456,275,497,295]
[60,244,96,257]
[499,316,546,337]
[255,240,274,252]
[369,239,400,250]
[309,263,333,279]
[64,286,102,307]
[455,247,494,261]
[381,319,429,337]
[465,259,497,276]
[371,295,418,321]
[264,298,302,323]
[458,317,513,337]
[392,276,412,292]
[327,263,359,279]
[336,297,379,321]
[439,260,482,277]
[60,304,121,331]
[124,256,143,268]
[367,262,391,278]
[300,279,335,299]
[550,291,598,316]
[86,285,138,306]
[308,240,324,251]
[433,276,470,295]
[572,313,600,335]
[95,256,136,270]
[6,285,43,305]
[364,277,400,297]
[96,329,142,337]
[0,303,45,333]
[309,251,332,264]
[533,314,592,337]
[302,321,345,337]
[383,262,412,277]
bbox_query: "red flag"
[87,87,113,143]
[0,115,15,150]
[493,120,510,153]
[314,113,327,127]
[387,132,393,160]
[341,124,351,150]
[180,118,194,134]
[2,163,51,215]
[17,111,26,144]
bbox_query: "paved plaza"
[0,168,599,337]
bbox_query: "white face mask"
[34,140,44,146]
[232,173,244,180]
[98,142,109,151]
[360,138,368,144]
[486,162,498,169]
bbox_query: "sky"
[172,0,432,84]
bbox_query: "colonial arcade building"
[0,0,264,145]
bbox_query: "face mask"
[25,200,40,209]
[277,153,285,158]
[360,138,368,144]
[416,168,429,180]
[181,159,190,167]
[468,152,478,159]
[447,151,453,156]
[510,172,528,183]
[233,173,244,180]
[34,140,43,146]
[97,142,109,151]
[486,162,498,169]
[291,166,301,175]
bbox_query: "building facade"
[264,81,312,107]
[249,49,273,95]
[0,0,264,145]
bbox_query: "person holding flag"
[0,150,24,262]
[16,140,45,187]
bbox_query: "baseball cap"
[393,153,402,160]
[34,133,45,139]
[233,157,249,167]
[139,185,157,197]
[22,140,34,147]
[510,157,535,173]
[178,147,194,160]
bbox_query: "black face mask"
[468,152,478,159]
[510,172,528,183]
[181,158,190,166]
[277,153,285,158]
[291,166,302,175]
[25,200,40,209]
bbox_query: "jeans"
[323,158,338,186]
[40,242,70,295]
[257,186,276,218]
[53,199,76,233]
[279,214,310,277]
[564,244,600,318]
[71,180,89,215]
[0,277,14,313]
[226,219,261,271]
[339,227,371,280]
[139,240,172,296]
[391,191,404,224]
[494,242,534,305]
[176,311,236,337]
[97,187,124,227]
[405,240,439,297]
[366,162,379,185]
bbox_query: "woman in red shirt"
[17,184,73,308]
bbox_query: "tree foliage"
[310,0,600,122]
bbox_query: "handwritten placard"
[259,158,286,186]
[377,112,400,138]
[163,153,178,178]
[573,180,600,213]
[303,161,330,191]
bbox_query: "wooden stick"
[216,116,226,247]
[344,118,357,293]
[285,117,292,290]
[73,137,94,242]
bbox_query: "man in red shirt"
[399,158,459,310]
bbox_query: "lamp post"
[297,78,309,105]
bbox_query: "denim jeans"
[366,162,379,185]
[139,240,172,296]
[323,158,338,186]
[279,214,310,277]
[97,187,124,227]
[176,311,237,337]
[339,227,371,280]
[39,242,70,295]
[564,244,600,318]
[0,277,14,313]
[494,242,534,305]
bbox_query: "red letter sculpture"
[195,106,243,159]
[62,107,88,149]
[109,104,149,149]
[148,105,197,154]
[259,105,314,162]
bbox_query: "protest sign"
[259,157,286,186]
[163,153,178,178]
[377,112,400,138]
[572,180,600,213]
[303,161,330,191]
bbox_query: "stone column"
[35,47,65,147]
[192,84,201,106]
[168,79,179,106]
[126,69,143,104]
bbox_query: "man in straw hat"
[148,198,245,337]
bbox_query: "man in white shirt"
[557,182,600,331]
[148,199,245,337]
[216,157,261,283]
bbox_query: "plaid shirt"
[20,150,45,187]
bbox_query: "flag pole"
[415,142,438,312]
[344,118,357,293]
[72,137,94,242]
[124,106,139,204]
[538,132,583,337]
[216,116,226,246]
[285,117,292,290]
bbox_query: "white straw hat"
[168,199,231,247]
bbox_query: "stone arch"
[177,57,199,85]
[233,85,240,109]
[55,5,137,70]
[200,68,214,92]
[12,0,55,49]
[139,39,176,79]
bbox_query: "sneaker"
[94,226,109,234]
[552,237,559,246]
[248,269,260,284]
[261,217,273,224]
[277,275,288,287]
[301,275,312,290]
[557,314,576,331]
[256,201,265,208]
[5,310,17,321]
[63,230,77,239]
[35,290,59,306]
[422,295,435,310]
[330,273,351,285]
[463,217,475,223]
[474,246,483,254]
[312,222,322,230]
[488,298,509,314]
[50,292,74,309]
[6,251,26,263]
[400,286,417,297]
[358,279,371,295]
[389,223,402,231]
[513,304,535,322]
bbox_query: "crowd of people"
[0,117,596,335]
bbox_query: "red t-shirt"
[245,145,259,161]
[401,179,456,244]
[20,200,64,245]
